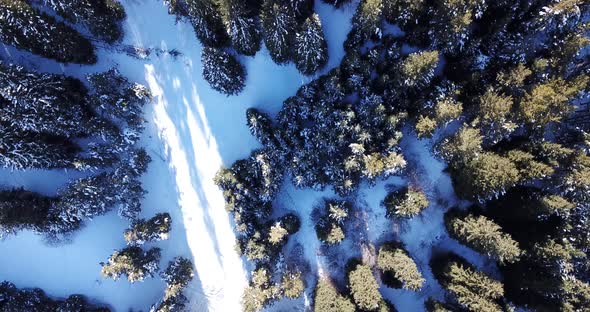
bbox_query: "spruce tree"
[383,0,424,28]
[0,0,96,64]
[313,279,355,312]
[477,89,516,143]
[345,0,383,50]
[185,0,228,47]
[281,271,305,299]
[383,186,429,218]
[446,213,521,264]
[151,257,194,312]
[261,0,297,64]
[437,126,483,165]
[216,0,261,56]
[0,63,90,138]
[242,267,280,312]
[125,213,172,245]
[347,262,383,311]
[294,14,328,75]
[400,51,439,87]
[0,188,53,237]
[454,152,520,200]
[377,243,424,291]
[201,47,246,95]
[32,0,126,43]
[101,246,161,283]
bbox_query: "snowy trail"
[0,1,355,311]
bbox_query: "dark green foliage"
[0,188,53,237]
[345,0,383,49]
[399,51,439,87]
[101,246,161,283]
[0,281,109,312]
[445,210,521,264]
[242,267,280,312]
[433,255,504,312]
[294,14,328,75]
[377,242,424,290]
[34,0,126,43]
[383,186,429,218]
[201,47,246,95]
[316,200,350,245]
[185,0,228,47]
[347,261,383,311]
[261,0,297,64]
[0,0,96,63]
[125,213,172,245]
[151,257,194,312]
[313,279,355,312]
[216,0,261,56]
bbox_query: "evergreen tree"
[434,97,463,126]
[101,246,161,283]
[33,0,126,43]
[125,213,172,245]
[281,271,305,299]
[313,279,355,312]
[0,125,81,170]
[0,0,96,64]
[0,188,53,237]
[436,257,504,312]
[216,0,261,56]
[294,14,328,75]
[150,257,194,312]
[0,281,109,311]
[242,267,280,312]
[347,262,383,311]
[437,126,483,165]
[519,76,589,129]
[400,51,439,87]
[454,152,520,200]
[261,0,297,64]
[446,212,521,264]
[383,0,424,28]
[345,0,383,49]
[428,0,485,54]
[383,186,429,218]
[0,63,91,138]
[185,0,228,47]
[316,200,350,245]
[476,89,516,144]
[415,115,437,139]
[201,47,246,95]
[377,243,424,291]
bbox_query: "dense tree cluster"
[125,213,172,245]
[166,0,328,95]
[101,246,161,283]
[212,0,590,311]
[0,281,109,311]
[315,200,350,245]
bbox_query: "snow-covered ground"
[0,1,356,311]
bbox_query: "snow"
[0,0,356,311]
[0,1,497,312]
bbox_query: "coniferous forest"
[1,0,590,311]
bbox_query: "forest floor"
[0,1,497,311]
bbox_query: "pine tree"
[454,152,520,200]
[0,125,82,170]
[0,188,53,237]
[185,0,228,47]
[32,0,126,43]
[345,0,383,50]
[216,0,261,56]
[0,281,108,311]
[313,279,355,312]
[437,258,504,312]
[242,267,280,312]
[437,126,483,165]
[415,115,437,138]
[201,47,246,95]
[0,63,90,138]
[446,213,521,264]
[377,243,424,291]
[0,0,96,64]
[261,0,297,64]
[400,51,439,87]
[435,97,463,126]
[101,246,161,283]
[428,0,485,54]
[383,0,424,28]
[281,271,305,299]
[519,76,589,129]
[476,89,516,143]
[294,14,328,75]
[383,186,429,218]
[347,262,383,311]
[151,257,194,312]
[125,213,172,245]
